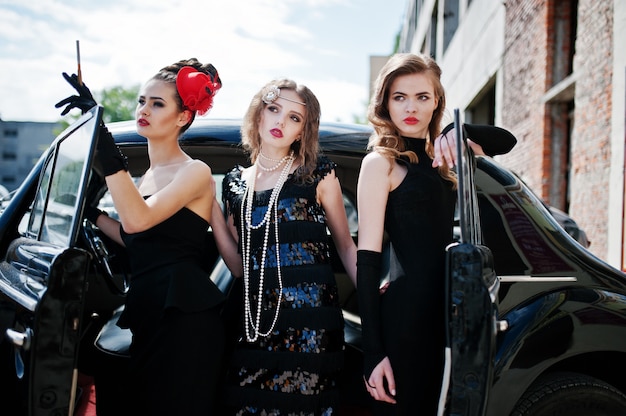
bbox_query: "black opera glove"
[357,249,386,379]
[84,206,106,224]
[441,122,517,157]
[55,72,97,115]
[97,123,128,177]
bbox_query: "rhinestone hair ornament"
[176,66,222,115]
[261,85,306,106]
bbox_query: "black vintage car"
[1,107,625,415]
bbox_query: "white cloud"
[0,0,404,123]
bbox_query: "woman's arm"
[93,214,124,246]
[210,199,243,278]
[317,169,357,286]
[463,123,517,156]
[357,152,390,252]
[107,160,215,234]
[433,122,518,167]
[356,152,396,403]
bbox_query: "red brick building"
[395,0,625,269]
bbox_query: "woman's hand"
[433,126,488,168]
[364,357,397,404]
[55,72,97,115]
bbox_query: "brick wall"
[569,0,613,257]
[499,0,551,198]
[499,0,614,259]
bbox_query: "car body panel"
[473,157,626,414]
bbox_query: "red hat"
[176,66,221,115]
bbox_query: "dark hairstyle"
[367,53,455,186]
[151,58,221,134]
[241,79,321,183]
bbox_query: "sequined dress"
[222,156,344,416]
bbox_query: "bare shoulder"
[361,150,392,173]
[174,160,214,188]
[178,159,213,177]
[189,159,213,172]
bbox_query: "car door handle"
[6,328,32,379]
[496,320,509,332]
[6,327,33,350]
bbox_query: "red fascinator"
[176,66,221,115]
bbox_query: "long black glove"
[84,205,109,224]
[441,122,517,157]
[55,72,97,115]
[55,72,127,176]
[357,249,386,379]
[97,123,128,177]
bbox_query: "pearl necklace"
[260,150,286,163]
[257,150,294,172]
[240,155,295,342]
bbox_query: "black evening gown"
[221,156,345,416]
[117,207,226,416]
[372,138,456,415]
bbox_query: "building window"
[2,151,17,160]
[468,81,496,125]
[442,0,459,53]
[544,0,578,211]
[3,129,18,138]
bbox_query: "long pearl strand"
[241,154,295,342]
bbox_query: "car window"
[28,115,96,246]
[27,153,52,240]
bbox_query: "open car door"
[439,109,500,416]
[1,106,102,415]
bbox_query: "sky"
[0,0,406,124]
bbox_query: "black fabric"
[84,205,105,224]
[221,155,345,415]
[55,72,97,115]
[356,249,385,379]
[97,124,128,176]
[441,122,517,156]
[55,72,127,176]
[117,206,225,414]
[366,137,456,415]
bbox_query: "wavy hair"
[368,53,456,187]
[241,79,321,183]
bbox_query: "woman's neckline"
[151,158,193,169]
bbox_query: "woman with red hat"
[57,58,225,415]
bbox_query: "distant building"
[0,118,61,192]
[392,0,625,270]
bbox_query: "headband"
[176,66,221,115]
[262,85,306,106]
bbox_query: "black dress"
[221,156,344,415]
[117,207,226,415]
[360,127,517,415]
[368,138,457,415]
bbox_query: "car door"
[439,109,499,416]
[0,106,101,415]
